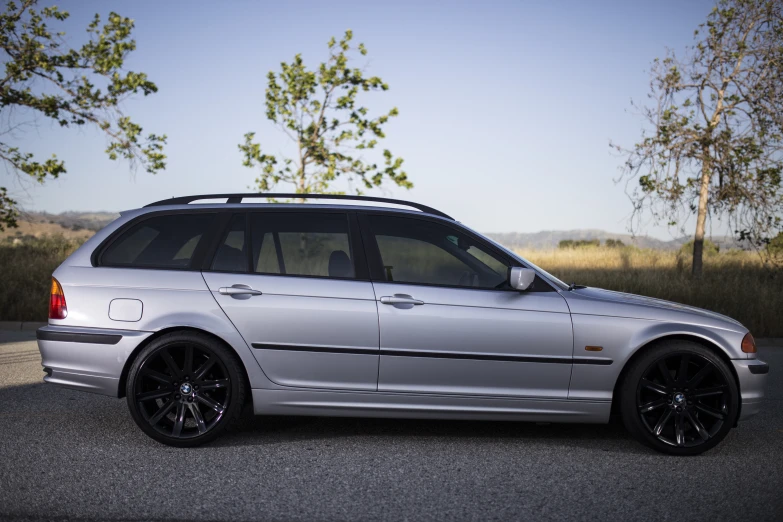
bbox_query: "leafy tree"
[240,30,411,196]
[0,0,166,230]
[613,0,783,277]
[605,239,626,248]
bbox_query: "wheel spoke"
[148,401,176,426]
[639,397,668,413]
[653,408,673,436]
[188,403,207,434]
[638,352,730,448]
[695,403,726,420]
[641,378,669,395]
[142,369,172,386]
[184,346,194,375]
[687,364,713,388]
[657,360,674,386]
[676,354,690,385]
[160,349,183,380]
[199,379,229,391]
[692,385,726,398]
[137,342,231,439]
[193,357,216,381]
[685,410,710,441]
[674,412,686,446]
[196,394,224,414]
[137,388,172,402]
[171,403,186,437]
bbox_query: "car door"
[360,213,574,398]
[202,210,380,390]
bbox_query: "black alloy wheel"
[621,340,739,455]
[126,332,245,447]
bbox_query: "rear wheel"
[620,340,739,455]
[126,331,245,447]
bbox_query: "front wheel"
[126,331,246,447]
[620,340,739,456]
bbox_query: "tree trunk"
[692,157,712,279]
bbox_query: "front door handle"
[218,284,263,298]
[380,294,424,306]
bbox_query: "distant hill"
[485,229,745,251]
[1,211,119,241]
[3,211,747,251]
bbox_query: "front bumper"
[732,358,769,421]
[36,325,151,397]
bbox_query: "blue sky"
[3,0,722,238]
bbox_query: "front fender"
[568,314,746,400]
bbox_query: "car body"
[36,194,769,453]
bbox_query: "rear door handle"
[218,284,263,298]
[380,294,424,306]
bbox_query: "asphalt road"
[1,331,781,522]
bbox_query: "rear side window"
[101,213,215,269]
[250,212,355,279]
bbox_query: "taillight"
[741,332,756,354]
[49,277,67,320]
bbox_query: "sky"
[2,0,725,239]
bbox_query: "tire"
[126,331,246,447]
[619,340,739,456]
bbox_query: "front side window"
[368,215,509,289]
[101,213,215,269]
[250,212,355,279]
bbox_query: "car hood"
[563,286,744,329]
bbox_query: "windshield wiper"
[568,283,587,291]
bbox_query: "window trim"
[356,211,556,293]
[201,208,371,282]
[91,210,223,270]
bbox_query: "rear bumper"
[36,325,151,397]
[732,358,769,421]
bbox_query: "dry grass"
[518,247,783,337]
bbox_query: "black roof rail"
[145,193,453,220]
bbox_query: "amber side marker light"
[585,346,603,352]
[49,277,67,320]
[741,333,757,354]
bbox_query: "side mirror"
[509,267,536,291]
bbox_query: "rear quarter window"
[100,213,216,269]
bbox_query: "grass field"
[519,247,783,337]
[1,235,781,336]
[0,235,84,323]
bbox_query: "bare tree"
[613,0,783,276]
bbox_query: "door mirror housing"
[509,267,536,291]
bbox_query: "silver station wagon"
[36,194,769,455]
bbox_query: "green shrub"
[558,239,600,249]
[768,232,783,256]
